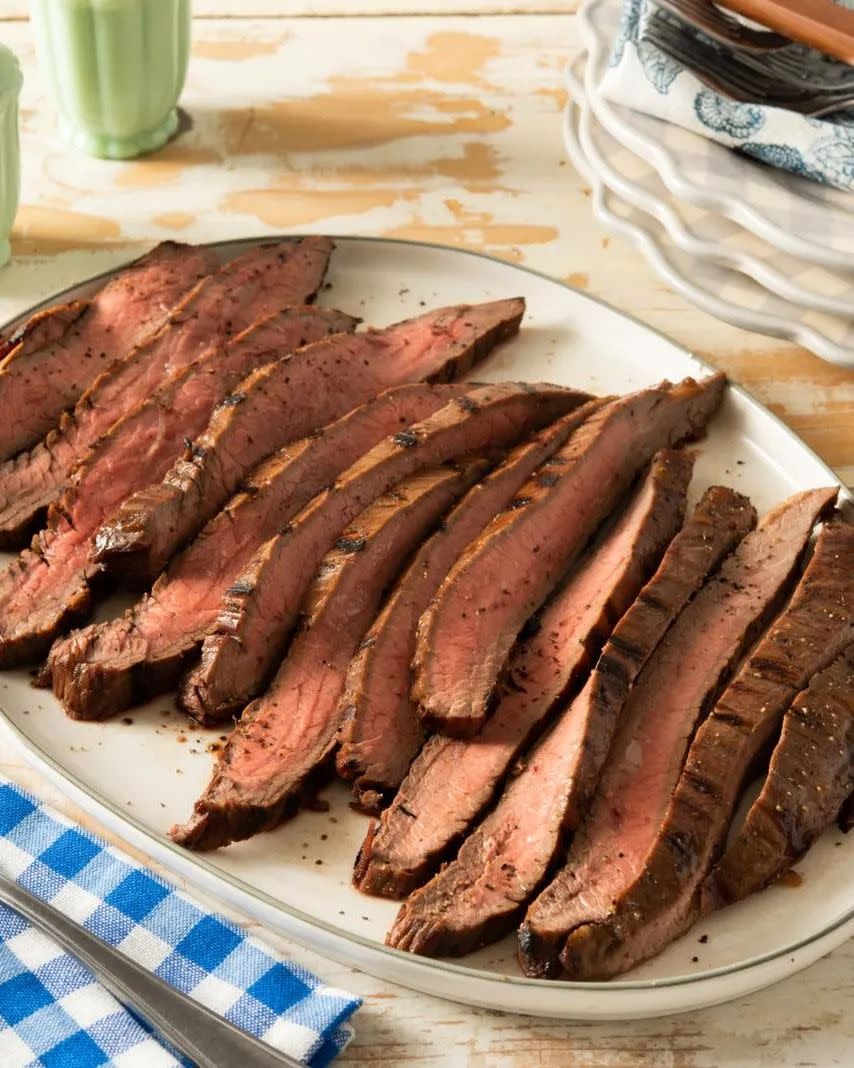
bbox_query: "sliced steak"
[656,517,854,916]
[0,301,88,364]
[46,384,466,719]
[0,309,352,666]
[94,298,526,583]
[179,384,593,723]
[0,242,215,461]
[337,407,601,814]
[517,486,756,977]
[550,490,840,981]
[355,450,693,900]
[412,375,726,739]
[173,463,486,851]
[708,644,854,904]
[0,238,334,546]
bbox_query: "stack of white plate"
[567,0,854,367]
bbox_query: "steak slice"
[46,384,466,719]
[355,449,694,900]
[173,463,486,851]
[179,384,593,724]
[552,490,841,981]
[0,309,352,666]
[412,374,726,739]
[94,299,526,583]
[0,242,216,461]
[0,301,88,364]
[516,486,756,977]
[0,238,334,547]
[708,644,854,904]
[337,407,602,815]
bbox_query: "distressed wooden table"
[0,4,852,1065]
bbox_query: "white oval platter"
[0,236,851,1020]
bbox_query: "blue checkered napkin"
[0,779,359,1068]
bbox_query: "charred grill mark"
[710,708,752,732]
[665,829,696,873]
[219,393,246,408]
[393,430,419,448]
[508,496,532,511]
[680,767,722,802]
[605,632,646,663]
[538,471,560,488]
[636,587,671,615]
[226,579,255,597]
[595,650,631,686]
[336,535,368,554]
[456,394,480,413]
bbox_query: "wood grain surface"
[0,9,852,1066]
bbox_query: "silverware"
[0,871,303,1068]
[654,0,790,51]
[655,0,854,90]
[647,10,854,115]
[716,0,854,65]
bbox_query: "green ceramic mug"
[32,0,191,160]
[0,43,21,268]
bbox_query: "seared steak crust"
[557,495,843,982]
[356,449,693,901]
[337,406,599,814]
[412,375,726,739]
[0,242,215,462]
[0,309,351,666]
[180,384,592,724]
[172,463,486,851]
[708,644,854,904]
[47,384,465,719]
[383,458,698,957]
[517,485,756,977]
[0,238,334,545]
[94,299,526,582]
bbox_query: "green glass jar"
[32,0,191,160]
[0,43,21,268]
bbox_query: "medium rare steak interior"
[0,308,351,665]
[0,237,334,546]
[180,382,591,724]
[46,384,467,720]
[356,449,692,901]
[173,462,487,851]
[382,451,690,954]
[337,404,603,815]
[517,484,756,978]
[557,493,842,981]
[94,297,527,582]
[412,374,726,739]
[0,241,216,461]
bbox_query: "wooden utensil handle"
[716,0,854,64]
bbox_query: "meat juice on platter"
[0,236,850,997]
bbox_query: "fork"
[0,871,302,1068]
[656,0,854,89]
[654,0,790,51]
[648,11,854,114]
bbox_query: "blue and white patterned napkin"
[0,779,359,1067]
[597,0,854,190]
